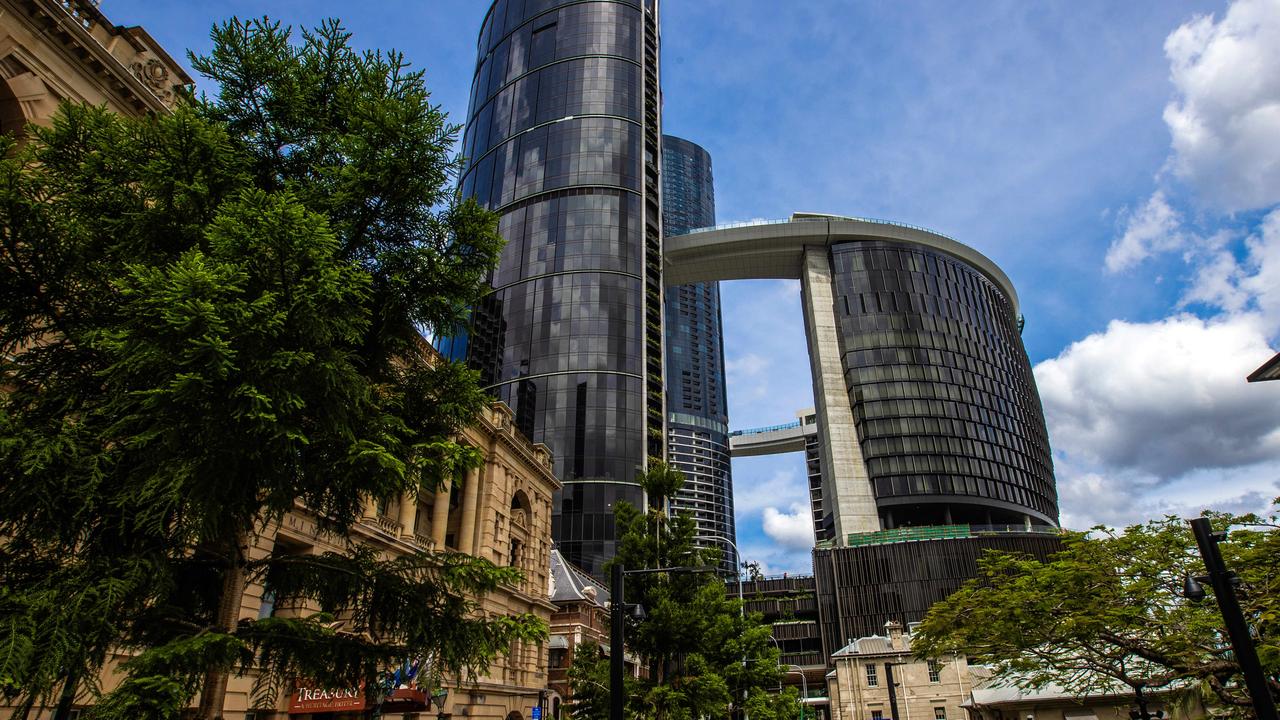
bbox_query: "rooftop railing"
[675,214,957,243]
[729,421,803,437]
[846,523,1060,547]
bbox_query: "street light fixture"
[1183,517,1278,720]
[785,664,808,720]
[609,563,717,720]
[693,534,745,617]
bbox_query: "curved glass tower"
[829,240,1057,528]
[661,135,736,572]
[456,0,664,579]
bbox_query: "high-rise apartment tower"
[661,135,736,572]
[450,0,664,579]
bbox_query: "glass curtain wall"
[661,135,736,573]
[456,0,662,579]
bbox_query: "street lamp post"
[1185,518,1278,720]
[693,534,744,616]
[785,665,808,720]
[608,563,715,720]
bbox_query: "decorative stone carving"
[130,57,172,102]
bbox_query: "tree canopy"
[0,17,537,719]
[568,459,800,720]
[912,502,1280,716]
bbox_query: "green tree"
[0,17,540,720]
[912,502,1280,716]
[567,459,799,720]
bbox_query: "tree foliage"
[0,17,539,718]
[567,459,800,720]
[912,502,1280,716]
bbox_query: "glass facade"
[661,135,736,572]
[829,240,1058,528]
[459,0,663,579]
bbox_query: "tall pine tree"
[0,18,541,719]
[568,459,800,720]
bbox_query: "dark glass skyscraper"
[661,136,735,571]
[456,0,664,579]
[828,240,1057,528]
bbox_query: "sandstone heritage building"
[826,622,973,720]
[244,399,560,720]
[0,0,190,133]
[0,3,563,718]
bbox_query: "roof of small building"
[549,547,610,606]
[832,621,920,657]
[964,676,1149,709]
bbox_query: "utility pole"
[611,563,625,720]
[1188,517,1278,720]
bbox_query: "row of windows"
[872,473,1055,516]
[860,431,1051,485]
[831,241,1056,522]
[465,57,640,164]
[496,373,646,483]
[859,415,1050,479]
[475,1,641,110]
[490,189,644,286]
[462,117,642,210]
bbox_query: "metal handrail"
[676,214,958,243]
[846,523,1061,547]
[729,421,803,437]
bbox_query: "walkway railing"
[729,421,803,437]
[846,523,1060,547]
[675,214,958,243]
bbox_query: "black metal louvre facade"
[458,0,661,579]
[813,534,1062,659]
[829,240,1058,529]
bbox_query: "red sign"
[288,683,367,714]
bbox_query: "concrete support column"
[457,466,481,555]
[431,483,451,548]
[397,490,417,538]
[800,246,879,539]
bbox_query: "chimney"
[885,620,903,648]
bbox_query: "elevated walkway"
[728,409,818,457]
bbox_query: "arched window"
[510,489,531,528]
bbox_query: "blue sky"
[105,0,1280,574]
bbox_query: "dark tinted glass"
[830,241,1058,525]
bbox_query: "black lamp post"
[609,563,715,720]
[1184,517,1278,720]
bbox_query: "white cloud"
[761,504,815,551]
[737,540,813,578]
[1105,191,1191,272]
[725,352,770,381]
[1163,0,1280,211]
[733,467,808,516]
[1056,463,1279,530]
[1035,313,1280,478]
[1181,209,1280,334]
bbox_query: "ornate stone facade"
[0,4,560,718]
[227,399,560,720]
[0,0,190,132]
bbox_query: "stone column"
[431,483,451,548]
[801,246,879,539]
[397,490,417,539]
[457,466,481,555]
[361,495,378,520]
